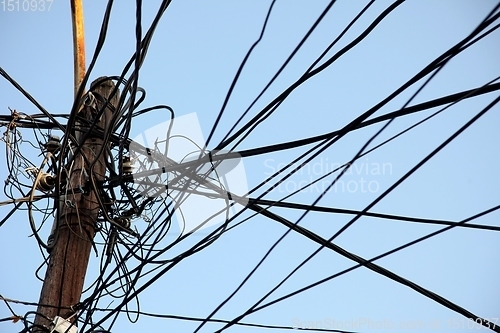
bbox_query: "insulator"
[115,216,131,229]
[36,173,55,192]
[122,155,134,174]
[47,234,55,251]
[46,218,58,253]
[45,135,61,153]
[50,316,77,333]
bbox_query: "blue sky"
[1,1,500,332]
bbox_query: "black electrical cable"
[219,0,376,147]
[215,93,500,332]
[203,6,500,329]
[2,1,498,332]
[215,0,405,151]
[204,0,278,148]
[248,203,500,327]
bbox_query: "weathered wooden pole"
[33,78,118,331]
[32,3,119,330]
[71,0,86,98]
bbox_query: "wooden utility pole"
[33,2,119,331]
[70,0,86,98]
[33,78,119,331]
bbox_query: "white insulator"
[36,173,55,192]
[122,155,134,174]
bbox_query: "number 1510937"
[1,0,53,12]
